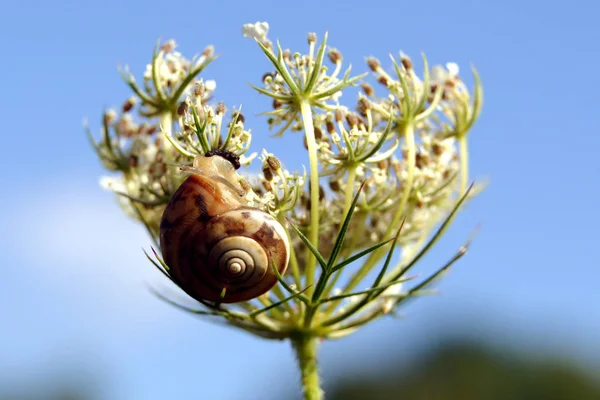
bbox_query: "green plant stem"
[292,335,323,400]
[160,112,175,188]
[341,122,416,294]
[342,166,357,215]
[279,214,303,290]
[458,135,469,195]
[300,100,320,294]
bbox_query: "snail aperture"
[159,153,290,303]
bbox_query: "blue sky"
[1,0,599,398]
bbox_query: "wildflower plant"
[87,22,484,400]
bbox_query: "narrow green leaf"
[150,247,169,271]
[118,67,161,108]
[465,66,484,132]
[151,41,168,104]
[320,222,407,327]
[101,110,118,160]
[393,243,468,310]
[389,183,474,282]
[285,217,328,271]
[215,287,227,308]
[313,71,367,101]
[414,53,431,115]
[191,106,210,153]
[163,129,196,157]
[340,128,355,160]
[115,191,168,206]
[250,84,294,101]
[413,243,467,292]
[250,285,312,317]
[331,307,385,333]
[304,32,328,93]
[415,82,444,123]
[143,248,171,281]
[222,106,242,149]
[359,118,394,162]
[393,57,413,117]
[425,171,458,198]
[363,138,399,163]
[275,41,301,94]
[370,219,406,290]
[330,238,394,273]
[149,287,227,317]
[318,276,416,304]
[272,262,310,304]
[84,124,101,152]
[170,55,218,105]
[255,39,299,95]
[327,181,366,270]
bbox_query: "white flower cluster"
[89,24,484,342]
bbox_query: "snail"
[159,150,290,303]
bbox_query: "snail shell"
[159,154,290,303]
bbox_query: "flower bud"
[326,119,336,134]
[262,180,273,192]
[361,82,375,97]
[401,54,413,70]
[202,45,215,58]
[161,39,177,53]
[328,48,342,63]
[122,97,137,113]
[432,142,444,156]
[329,179,341,192]
[266,155,282,172]
[177,101,188,116]
[377,76,389,87]
[314,127,323,140]
[346,113,358,128]
[232,111,245,124]
[104,109,117,125]
[262,165,274,181]
[366,57,380,72]
[262,72,275,84]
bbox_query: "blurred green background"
[3,326,599,400]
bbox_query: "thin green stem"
[300,100,320,294]
[459,135,469,195]
[341,122,416,294]
[278,214,303,290]
[291,335,323,400]
[160,112,175,189]
[342,166,357,215]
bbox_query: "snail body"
[159,153,290,303]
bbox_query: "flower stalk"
[292,334,323,400]
[300,99,321,293]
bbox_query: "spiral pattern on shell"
[159,163,290,303]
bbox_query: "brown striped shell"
[159,155,290,303]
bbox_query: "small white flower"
[331,90,342,102]
[431,62,460,83]
[205,80,217,92]
[446,62,459,77]
[239,152,258,165]
[242,22,270,42]
[99,176,121,191]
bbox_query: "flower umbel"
[87,25,485,400]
